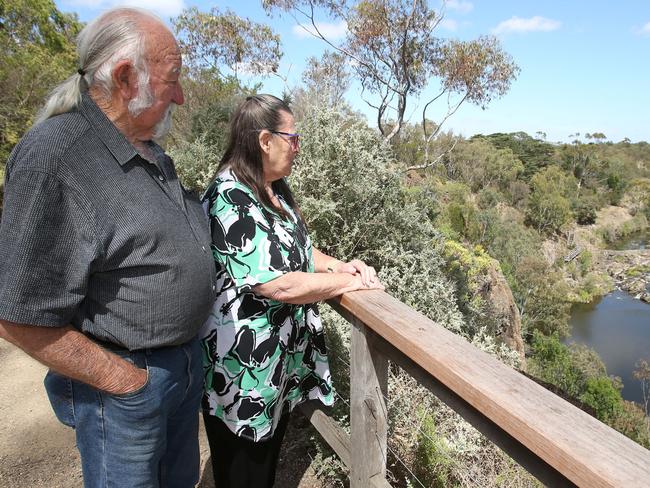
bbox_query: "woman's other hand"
[335,259,383,289]
[348,271,385,291]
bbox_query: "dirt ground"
[0,341,323,488]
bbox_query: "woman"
[200,94,384,487]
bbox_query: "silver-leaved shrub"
[291,107,531,487]
[291,107,465,333]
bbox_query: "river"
[568,230,650,412]
[569,291,649,410]
[609,228,650,251]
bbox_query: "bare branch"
[421,88,449,138]
[405,136,458,172]
[294,2,394,92]
[426,91,468,143]
[264,0,517,143]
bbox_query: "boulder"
[478,263,526,366]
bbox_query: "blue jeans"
[44,338,203,488]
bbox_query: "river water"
[568,230,650,412]
[569,291,649,409]
[609,229,650,251]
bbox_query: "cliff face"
[444,241,526,366]
[478,263,526,366]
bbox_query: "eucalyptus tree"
[263,0,519,169]
[173,6,282,80]
[303,51,351,107]
[291,50,353,121]
[170,7,283,146]
[0,0,80,164]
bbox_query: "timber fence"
[298,289,650,488]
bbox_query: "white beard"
[127,72,176,141]
[152,104,175,140]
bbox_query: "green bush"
[477,187,503,209]
[600,214,649,244]
[528,331,584,397]
[525,166,575,234]
[506,180,530,208]
[451,138,523,192]
[606,173,627,205]
[433,182,486,243]
[291,107,466,332]
[168,136,222,193]
[413,412,455,488]
[577,250,593,276]
[527,192,572,233]
[621,178,650,217]
[573,198,598,225]
[609,401,650,449]
[447,202,466,238]
[579,377,623,423]
[528,332,637,429]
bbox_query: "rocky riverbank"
[568,206,650,304]
[601,249,650,303]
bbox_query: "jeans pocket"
[44,370,75,428]
[110,349,151,399]
[111,365,150,399]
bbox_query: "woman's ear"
[258,130,272,155]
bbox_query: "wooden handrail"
[303,289,650,488]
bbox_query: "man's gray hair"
[36,7,169,124]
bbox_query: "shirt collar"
[79,92,138,167]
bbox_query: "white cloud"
[62,0,186,18]
[292,20,348,40]
[640,22,650,36]
[445,0,473,14]
[491,16,561,35]
[440,19,458,32]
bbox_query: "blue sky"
[56,0,650,143]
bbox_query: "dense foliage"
[0,0,81,164]
[529,332,649,447]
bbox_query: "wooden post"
[349,318,389,488]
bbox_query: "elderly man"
[0,8,215,487]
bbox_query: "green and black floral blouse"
[200,168,334,442]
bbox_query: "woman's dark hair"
[217,94,298,220]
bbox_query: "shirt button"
[212,284,216,292]
[202,245,207,252]
[157,174,165,182]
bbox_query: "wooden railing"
[298,289,650,488]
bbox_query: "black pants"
[202,412,290,488]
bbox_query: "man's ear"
[112,60,138,101]
[259,130,272,155]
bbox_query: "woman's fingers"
[334,258,383,289]
[338,262,357,274]
[346,259,380,287]
[367,266,377,284]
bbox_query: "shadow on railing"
[298,289,650,488]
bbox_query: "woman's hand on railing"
[311,248,384,292]
[347,270,385,291]
[254,267,385,305]
[335,259,383,290]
